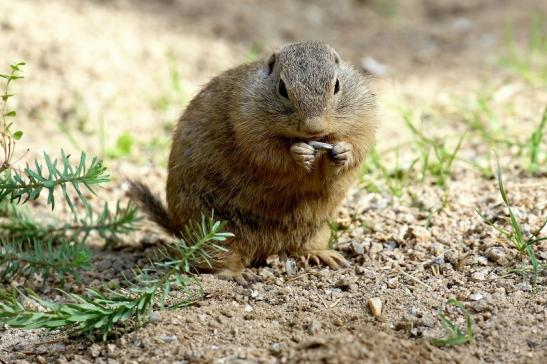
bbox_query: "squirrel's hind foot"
[302,250,350,269]
[215,269,262,286]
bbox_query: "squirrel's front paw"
[330,142,354,167]
[290,142,316,172]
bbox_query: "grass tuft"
[477,159,546,283]
[431,298,474,346]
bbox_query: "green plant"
[0,239,92,284]
[0,151,108,211]
[0,201,139,248]
[360,147,415,197]
[528,107,547,174]
[0,214,232,340]
[152,49,186,113]
[1,61,26,173]
[327,221,343,248]
[106,132,135,159]
[431,299,474,346]
[402,109,464,189]
[499,15,547,86]
[477,160,547,282]
[0,61,136,284]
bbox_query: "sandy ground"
[0,0,546,363]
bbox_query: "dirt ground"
[1,0,546,363]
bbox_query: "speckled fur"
[131,41,377,278]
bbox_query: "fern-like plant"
[0,62,138,284]
[0,214,232,340]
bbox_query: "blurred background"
[1,2,546,360]
[0,0,546,185]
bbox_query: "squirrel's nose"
[301,116,328,136]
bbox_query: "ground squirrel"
[130,41,377,284]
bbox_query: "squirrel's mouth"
[279,133,334,147]
[300,134,333,144]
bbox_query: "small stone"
[368,297,382,317]
[149,311,162,322]
[89,344,102,358]
[471,269,489,281]
[106,344,116,355]
[485,246,509,266]
[444,250,459,265]
[350,227,364,238]
[259,268,276,280]
[220,309,233,318]
[370,242,383,254]
[335,278,351,291]
[285,258,298,276]
[387,277,398,289]
[452,17,472,32]
[472,299,490,313]
[475,255,488,265]
[307,319,321,334]
[430,243,444,256]
[351,241,365,256]
[159,335,177,343]
[270,343,282,355]
[244,304,253,312]
[468,292,484,301]
[383,241,397,250]
[361,56,389,77]
[198,314,207,322]
[515,281,532,292]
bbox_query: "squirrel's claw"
[290,142,316,172]
[330,141,354,167]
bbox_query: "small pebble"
[468,292,484,301]
[350,227,364,238]
[471,269,489,281]
[485,246,509,266]
[335,278,351,291]
[368,297,382,317]
[351,241,365,256]
[88,344,101,358]
[259,268,276,280]
[515,281,532,292]
[285,258,298,276]
[307,319,321,334]
[361,56,389,77]
[472,299,490,313]
[159,335,177,343]
[220,309,233,318]
[370,242,383,254]
[149,311,162,322]
[387,277,398,289]
[270,343,282,355]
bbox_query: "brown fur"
[130,41,377,282]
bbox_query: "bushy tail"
[127,180,178,235]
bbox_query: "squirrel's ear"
[267,53,276,76]
[333,50,341,65]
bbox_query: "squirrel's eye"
[278,79,289,99]
[334,79,340,95]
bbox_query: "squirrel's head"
[237,41,375,143]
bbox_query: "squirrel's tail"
[127,180,179,235]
